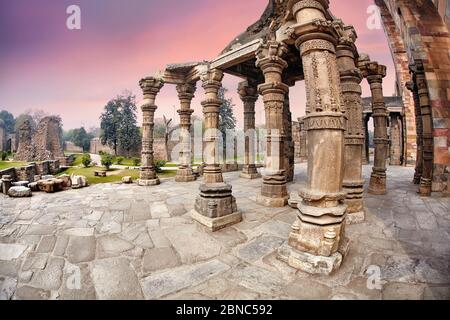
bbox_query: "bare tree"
[162,115,178,162]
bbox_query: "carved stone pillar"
[191,69,240,231]
[361,61,388,195]
[284,93,295,183]
[138,77,164,186]
[175,82,197,182]
[255,40,289,207]
[238,80,261,179]
[278,0,349,275]
[336,27,365,224]
[298,117,308,159]
[362,115,370,165]
[389,113,403,166]
[407,80,423,184]
[411,61,433,196]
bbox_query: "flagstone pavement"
[0,164,449,300]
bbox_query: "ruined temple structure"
[362,97,406,166]
[14,117,65,163]
[137,0,449,275]
[0,119,6,152]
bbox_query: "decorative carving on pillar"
[238,80,261,180]
[255,39,290,207]
[284,92,295,183]
[175,82,197,182]
[410,61,434,196]
[406,80,423,185]
[191,68,241,231]
[138,77,164,186]
[389,113,403,166]
[336,24,365,224]
[360,59,389,195]
[278,0,349,276]
[362,115,370,165]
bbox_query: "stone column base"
[175,168,197,183]
[256,194,289,208]
[278,238,349,275]
[419,178,432,196]
[368,174,386,195]
[345,211,365,225]
[240,172,262,180]
[191,210,242,232]
[192,183,239,231]
[138,178,160,186]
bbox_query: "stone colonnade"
[136,0,393,275]
[360,58,389,195]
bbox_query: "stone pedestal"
[337,28,365,224]
[192,69,240,231]
[280,0,349,275]
[1,175,13,195]
[361,60,388,196]
[175,82,197,183]
[238,81,261,180]
[255,40,289,208]
[138,77,164,187]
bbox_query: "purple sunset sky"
[0,0,395,129]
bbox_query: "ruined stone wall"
[0,160,60,183]
[0,120,6,152]
[89,138,141,157]
[64,141,83,153]
[377,0,450,193]
[14,117,65,162]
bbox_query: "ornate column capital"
[237,80,259,104]
[359,61,387,81]
[139,76,164,110]
[200,69,224,90]
[176,82,197,102]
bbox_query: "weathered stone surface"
[22,253,48,271]
[36,236,56,253]
[97,235,134,258]
[30,257,64,290]
[163,224,222,264]
[382,282,424,300]
[64,228,95,237]
[141,259,230,299]
[15,285,51,300]
[0,244,27,261]
[24,225,55,236]
[7,186,32,198]
[227,263,285,295]
[150,202,170,219]
[237,235,284,262]
[283,278,332,300]
[142,247,181,274]
[66,236,96,263]
[0,276,17,300]
[91,257,143,300]
[60,263,96,300]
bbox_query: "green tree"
[81,153,92,168]
[0,110,15,134]
[100,92,141,156]
[218,88,236,162]
[117,94,141,157]
[65,127,93,152]
[101,153,114,170]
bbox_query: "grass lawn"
[0,161,28,170]
[59,166,176,185]
[70,154,85,167]
[116,158,140,166]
